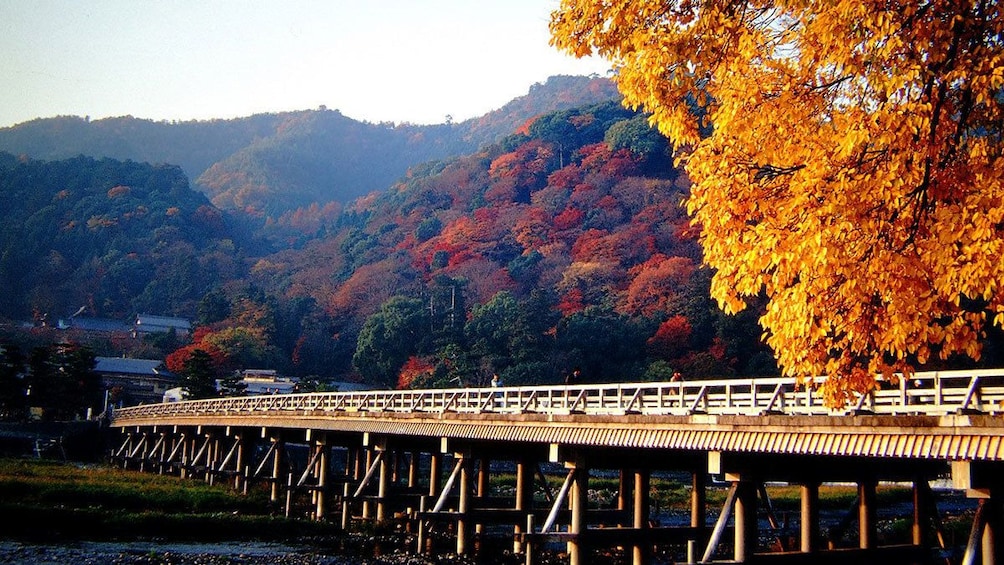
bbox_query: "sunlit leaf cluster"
[552,0,1004,405]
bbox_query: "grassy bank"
[0,457,340,543]
[0,457,975,554]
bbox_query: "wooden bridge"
[109,369,1004,565]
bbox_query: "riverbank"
[0,540,488,565]
[0,457,977,565]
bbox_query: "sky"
[0,0,613,128]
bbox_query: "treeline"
[0,343,102,422]
[0,152,236,322]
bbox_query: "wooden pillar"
[362,448,373,519]
[984,498,1000,565]
[477,457,490,497]
[138,432,149,473]
[270,436,284,503]
[912,479,929,547]
[858,479,877,549]
[690,470,707,563]
[233,432,246,491]
[408,451,419,489]
[618,469,631,522]
[568,462,589,565]
[514,458,532,554]
[691,470,707,527]
[377,447,390,522]
[457,454,473,555]
[633,468,651,565]
[476,457,490,537]
[429,452,442,498]
[205,433,217,484]
[801,481,820,553]
[734,478,758,562]
[315,438,329,520]
[180,434,190,479]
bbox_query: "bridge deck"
[110,369,1004,462]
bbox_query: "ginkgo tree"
[551,0,1004,406]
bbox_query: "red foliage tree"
[397,356,435,389]
[647,315,693,359]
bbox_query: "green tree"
[556,305,651,382]
[196,288,231,326]
[24,344,100,421]
[352,296,430,388]
[180,349,219,400]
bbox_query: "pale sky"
[0,0,613,128]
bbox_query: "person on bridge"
[491,373,503,387]
[565,367,581,385]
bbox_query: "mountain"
[0,75,620,217]
[0,82,784,389]
[0,152,236,321]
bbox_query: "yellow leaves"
[551,0,1004,407]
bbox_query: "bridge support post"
[859,478,877,549]
[733,476,758,562]
[690,469,706,563]
[568,458,589,565]
[912,479,932,547]
[138,431,149,473]
[270,435,284,503]
[376,444,389,522]
[315,435,329,521]
[619,469,631,526]
[801,480,820,553]
[408,451,419,489]
[362,448,374,519]
[233,431,246,491]
[984,502,998,565]
[633,468,651,565]
[476,457,490,538]
[429,451,442,499]
[457,453,473,555]
[207,432,220,485]
[513,457,532,554]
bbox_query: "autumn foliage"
[552,0,1004,405]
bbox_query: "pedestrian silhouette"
[565,367,581,385]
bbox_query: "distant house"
[95,357,178,406]
[327,381,374,392]
[132,314,191,338]
[240,369,298,395]
[57,317,131,333]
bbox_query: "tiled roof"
[95,357,173,377]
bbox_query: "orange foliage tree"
[552,0,1004,406]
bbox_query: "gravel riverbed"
[0,540,486,565]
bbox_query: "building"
[240,369,298,395]
[56,317,131,333]
[132,314,191,338]
[94,357,178,406]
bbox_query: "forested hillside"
[0,152,236,322]
[0,82,778,390]
[202,100,778,387]
[0,76,619,219]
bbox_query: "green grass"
[0,457,338,542]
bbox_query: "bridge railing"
[110,369,1004,425]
